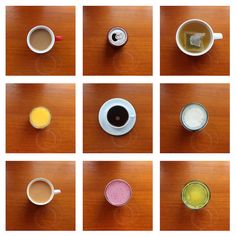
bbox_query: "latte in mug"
[27,25,63,54]
[27,178,61,205]
[29,180,52,203]
[30,29,52,51]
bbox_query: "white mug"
[176,19,223,56]
[27,178,61,206]
[27,25,63,54]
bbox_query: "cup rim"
[104,179,132,206]
[26,177,54,206]
[27,25,55,54]
[176,18,214,56]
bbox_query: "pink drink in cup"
[104,179,132,206]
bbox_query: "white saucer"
[98,98,136,136]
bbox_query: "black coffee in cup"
[107,105,129,127]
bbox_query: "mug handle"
[55,35,63,41]
[213,33,223,40]
[54,189,62,195]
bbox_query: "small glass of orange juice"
[29,106,51,129]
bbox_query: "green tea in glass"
[181,180,210,210]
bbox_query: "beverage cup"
[176,19,223,56]
[26,177,61,206]
[27,25,63,54]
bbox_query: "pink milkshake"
[104,179,132,206]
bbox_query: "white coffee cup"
[98,98,136,136]
[27,25,63,54]
[27,178,61,206]
[176,19,223,56]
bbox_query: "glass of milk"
[180,103,208,132]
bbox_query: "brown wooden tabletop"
[6,84,75,153]
[83,6,153,75]
[6,6,75,76]
[83,84,152,153]
[83,161,153,230]
[6,161,75,230]
[160,84,230,153]
[160,6,230,76]
[160,161,229,230]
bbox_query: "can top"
[108,27,128,47]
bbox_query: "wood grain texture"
[6,6,75,75]
[160,161,230,230]
[83,84,152,153]
[160,84,230,153]
[83,161,153,230]
[6,84,75,153]
[6,161,75,230]
[160,6,230,75]
[83,6,152,75]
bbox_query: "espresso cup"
[176,19,223,56]
[27,25,63,54]
[27,178,61,206]
[98,98,136,136]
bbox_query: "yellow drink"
[29,106,51,129]
[181,180,210,210]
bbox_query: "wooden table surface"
[83,161,153,230]
[83,6,152,75]
[160,161,229,230]
[160,6,230,75]
[6,6,75,75]
[160,84,230,153]
[6,161,75,230]
[83,84,152,153]
[6,84,75,153]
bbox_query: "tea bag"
[190,33,206,47]
[184,32,206,52]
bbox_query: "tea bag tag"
[190,33,206,47]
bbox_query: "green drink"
[181,180,210,210]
